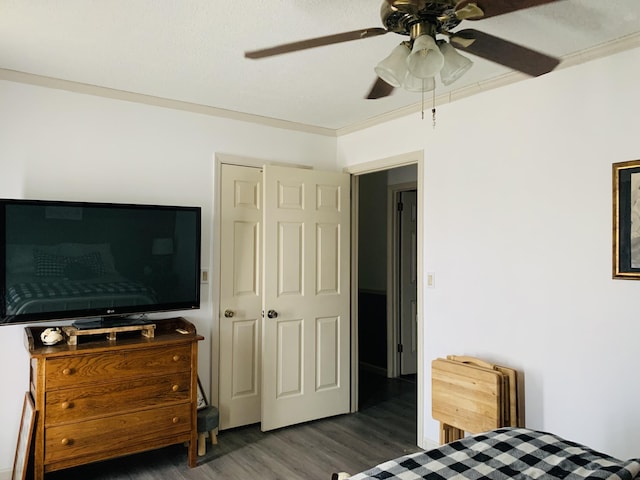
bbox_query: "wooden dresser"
[24,317,204,480]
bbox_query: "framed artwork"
[12,392,36,480]
[612,160,640,279]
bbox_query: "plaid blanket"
[347,428,640,480]
[6,280,156,314]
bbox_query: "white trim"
[216,152,268,169]
[0,69,336,137]
[335,33,640,136]
[345,151,423,176]
[350,175,360,414]
[416,156,425,450]
[422,437,439,452]
[3,33,638,136]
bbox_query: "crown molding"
[0,68,337,137]
[335,32,640,136]
[2,32,638,139]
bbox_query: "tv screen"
[0,198,201,325]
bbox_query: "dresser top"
[25,317,203,357]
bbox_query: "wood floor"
[46,371,418,480]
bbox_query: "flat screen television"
[0,198,201,326]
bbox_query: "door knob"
[224,309,234,318]
[267,310,278,319]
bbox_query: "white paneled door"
[219,164,263,429]
[219,163,351,432]
[399,190,418,376]
[261,165,351,431]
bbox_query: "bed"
[5,275,157,315]
[336,428,640,480]
[3,243,157,319]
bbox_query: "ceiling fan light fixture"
[438,40,473,86]
[406,34,444,79]
[402,72,435,93]
[374,43,410,87]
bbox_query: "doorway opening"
[355,164,419,437]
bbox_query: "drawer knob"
[62,368,73,376]
[61,438,70,446]
[172,384,179,392]
[172,416,180,424]
[172,355,180,362]
[61,401,71,410]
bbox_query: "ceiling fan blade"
[455,0,563,20]
[245,27,388,59]
[449,29,560,76]
[366,77,395,99]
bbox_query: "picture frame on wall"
[12,392,36,480]
[612,159,640,279]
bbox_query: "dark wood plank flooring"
[46,371,418,480]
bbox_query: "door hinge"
[397,343,403,353]
[397,202,403,212]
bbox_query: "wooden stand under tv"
[24,317,204,480]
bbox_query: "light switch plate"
[427,272,435,288]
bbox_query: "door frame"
[345,150,424,448]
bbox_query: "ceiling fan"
[245,0,562,99]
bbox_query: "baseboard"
[422,436,439,451]
[0,468,11,480]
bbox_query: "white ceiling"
[1,0,640,132]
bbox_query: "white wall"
[338,47,640,459]
[0,79,337,474]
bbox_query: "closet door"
[219,164,262,429]
[261,165,351,431]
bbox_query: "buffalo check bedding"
[6,278,157,315]
[346,428,640,480]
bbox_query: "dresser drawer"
[45,372,192,425]
[45,344,192,389]
[45,402,192,464]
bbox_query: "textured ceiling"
[1,0,639,132]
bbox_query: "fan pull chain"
[419,80,436,127]
[421,82,425,120]
[432,86,436,129]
